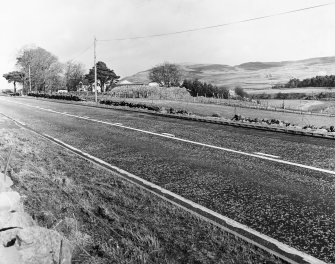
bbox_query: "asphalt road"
[1,96,335,263]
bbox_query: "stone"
[14,226,72,264]
[0,211,36,229]
[0,244,22,264]
[315,129,328,134]
[0,192,21,213]
[0,173,14,192]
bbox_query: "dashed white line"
[3,98,335,176]
[254,152,280,159]
[161,133,175,137]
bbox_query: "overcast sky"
[1,0,335,88]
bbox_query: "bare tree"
[64,61,86,91]
[16,46,63,92]
[149,62,182,87]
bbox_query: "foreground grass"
[0,124,287,263]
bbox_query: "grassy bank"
[0,119,285,264]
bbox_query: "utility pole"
[28,65,32,92]
[94,37,97,103]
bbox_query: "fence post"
[3,147,13,183]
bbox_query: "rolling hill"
[121,56,335,91]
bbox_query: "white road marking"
[3,98,335,176]
[161,133,175,137]
[254,152,280,159]
[14,119,26,126]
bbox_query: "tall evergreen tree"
[85,61,120,92]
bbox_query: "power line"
[67,43,94,62]
[98,2,335,41]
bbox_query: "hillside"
[121,56,335,91]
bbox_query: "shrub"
[181,79,229,98]
[27,93,81,101]
[99,99,190,115]
[234,87,249,98]
[2,89,13,94]
[100,99,161,112]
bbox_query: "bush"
[100,99,161,112]
[2,89,13,94]
[181,79,229,98]
[99,99,190,115]
[27,93,81,101]
[234,87,249,98]
[274,92,306,100]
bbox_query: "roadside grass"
[0,124,287,264]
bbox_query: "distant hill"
[121,56,335,91]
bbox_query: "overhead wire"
[66,43,94,62]
[98,2,335,41]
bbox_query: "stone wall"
[0,171,72,264]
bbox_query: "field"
[87,96,335,127]
[23,90,335,129]
[246,87,335,95]
[258,99,335,112]
[0,116,285,264]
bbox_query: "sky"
[1,0,335,89]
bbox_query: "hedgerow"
[100,99,161,111]
[99,99,190,115]
[27,93,81,101]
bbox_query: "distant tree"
[234,86,249,98]
[284,75,335,88]
[16,46,63,92]
[64,61,85,91]
[85,61,120,92]
[3,71,25,93]
[149,62,182,87]
[181,79,228,98]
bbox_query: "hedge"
[27,93,81,101]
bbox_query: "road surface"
[0,96,334,262]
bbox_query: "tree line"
[3,45,120,94]
[4,48,248,100]
[181,79,229,98]
[276,75,335,88]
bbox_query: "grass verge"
[0,120,287,264]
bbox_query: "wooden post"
[3,147,13,183]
